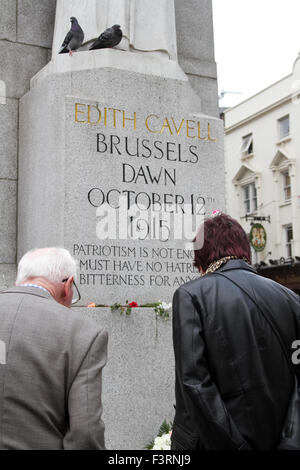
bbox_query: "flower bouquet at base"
[145,420,172,450]
[140,301,172,320]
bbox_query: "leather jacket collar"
[215,259,257,275]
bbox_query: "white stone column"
[289,161,298,256]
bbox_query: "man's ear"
[63,276,74,295]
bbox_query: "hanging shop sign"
[250,223,267,252]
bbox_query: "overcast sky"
[212,0,300,108]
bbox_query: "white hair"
[16,247,77,285]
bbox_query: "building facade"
[224,55,300,293]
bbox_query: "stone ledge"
[30,49,188,89]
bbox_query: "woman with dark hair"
[171,212,300,450]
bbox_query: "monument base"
[81,306,174,450]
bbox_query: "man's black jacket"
[171,259,300,450]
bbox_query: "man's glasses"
[62,278,81,305]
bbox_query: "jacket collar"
[216,259,257,274]
[1,285,53,300]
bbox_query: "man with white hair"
[0,247,108,450]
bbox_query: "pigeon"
[59,17,84,56]
[89,24,122,50]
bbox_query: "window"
[278,115,290,140]
[282,171,291,201]
[285,225,293,257]
[241,134,253,156]
[243,182,257,214]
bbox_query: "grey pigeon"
[89,24,122,50]
[59,17,84,55]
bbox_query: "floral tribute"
[145,420,172,450]
[87,300,172,320]
[110,300,138,316]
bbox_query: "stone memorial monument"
[53,0,178,59]
[2,0,224,449]
[19,0,224,308]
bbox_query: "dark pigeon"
[89,24,122,50]
[59,17,84,55]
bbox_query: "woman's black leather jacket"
[171,260,300,450]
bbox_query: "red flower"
[128,301,138,308]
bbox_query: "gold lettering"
[171,118,185,136]
[104,107,108,126]
[123,110,137,130]
[75,103,87,123]
[197,122,208,140]
[186,120,196,138]
[207,123,217,142]
[145,114,160,133]
[160,118,173,135]
[88,105,101,125]
[108,108,121,128]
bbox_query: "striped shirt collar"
[19,284,50,295]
